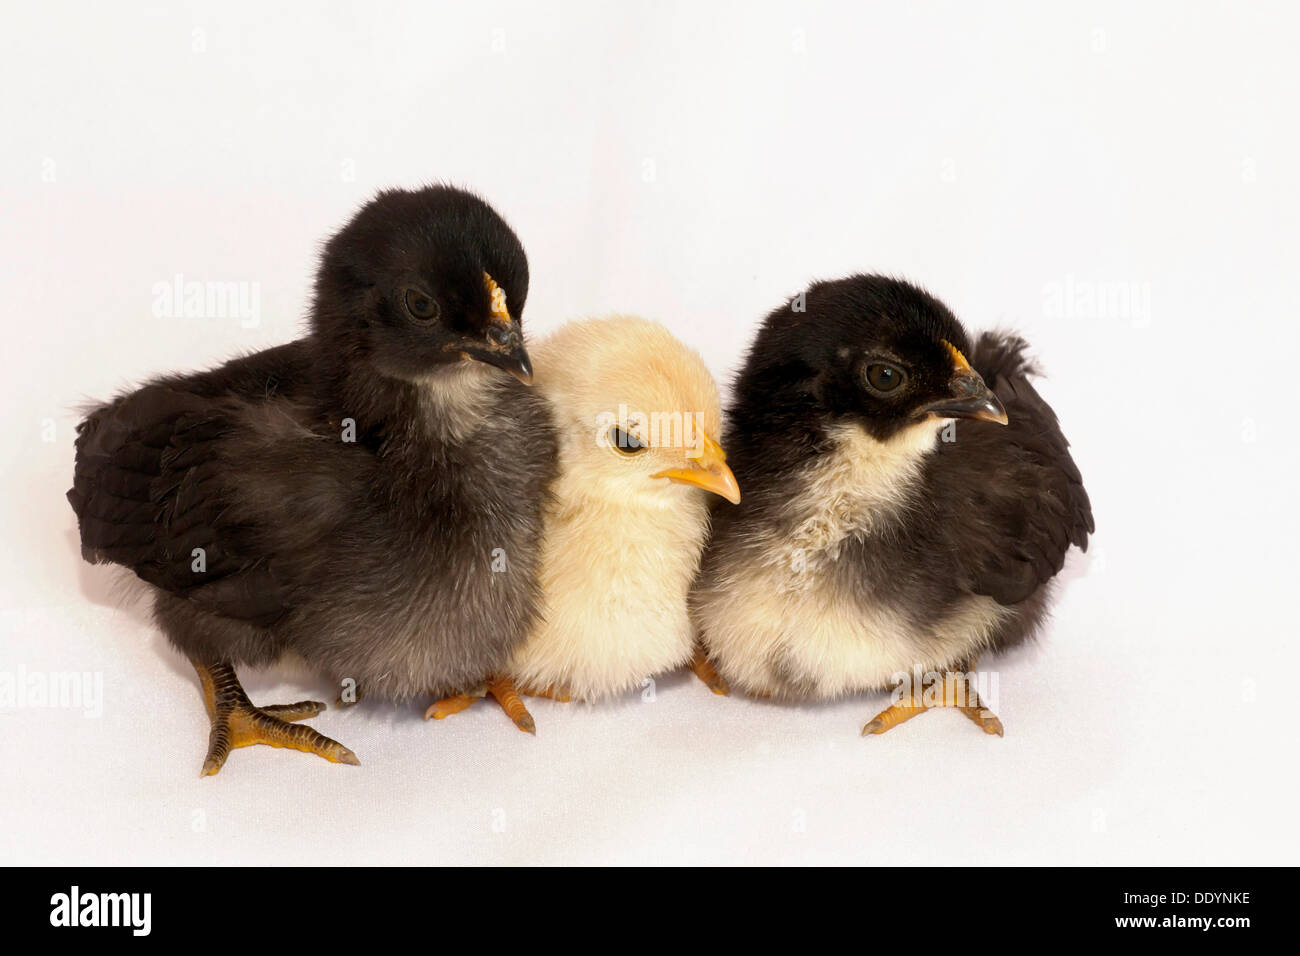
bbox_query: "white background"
[2,1,1297,865]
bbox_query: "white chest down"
[698,421,1008,699]
[701,557,1008,699]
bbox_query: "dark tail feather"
[970,331,1039,387]
[67,386,209,566]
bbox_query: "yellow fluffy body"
[508,316,725,700]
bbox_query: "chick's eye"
[404,289,439,321]
[865,363,904,393]
[608,427,647,456]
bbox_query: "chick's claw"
[335,686,365,708]
[689,649,730,696]
[194,661,359,776]
[523,684,572,703]
[424,678,536,733]
[960,704,1005,737]
[861,700,928,736]
[425,690,484,721]
[862,667,1004,738]
[489,676,536,734]
[259,700,326,721]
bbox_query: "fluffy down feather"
[68,186,558,702]
[691,276,1093,702]
[507,316,728,700]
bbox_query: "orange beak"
[651,430,742,504]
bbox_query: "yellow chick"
[428,316,740,730]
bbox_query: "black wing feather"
[929,333,1094,606]
[69,384,291,626]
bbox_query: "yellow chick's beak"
[651,431,742,504]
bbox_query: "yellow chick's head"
[532,316,740,507]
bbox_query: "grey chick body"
[70,186,557,705]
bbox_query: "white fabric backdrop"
[2,0,1296,865]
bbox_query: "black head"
[738,275,1007,444]
[311,185,533,385]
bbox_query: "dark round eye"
[609,427,647,456]
[865,363,905,393]
[404,289,439,321]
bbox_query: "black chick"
[690,275,1093,736]
[68,185,558,774]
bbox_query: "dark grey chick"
[68,185,557,775]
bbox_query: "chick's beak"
[466,271,533,384]
[651,431,742,504]
[466,323,534,385]
[922,342,1009,425]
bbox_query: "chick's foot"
[335,685,365,708]
[425,684,487,721]
[193,661,360,776]
[862,663,1004,738]
[523,684,572,702]
[424,677,536,733]
[488,676,536,734]
[689,648,730,695]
